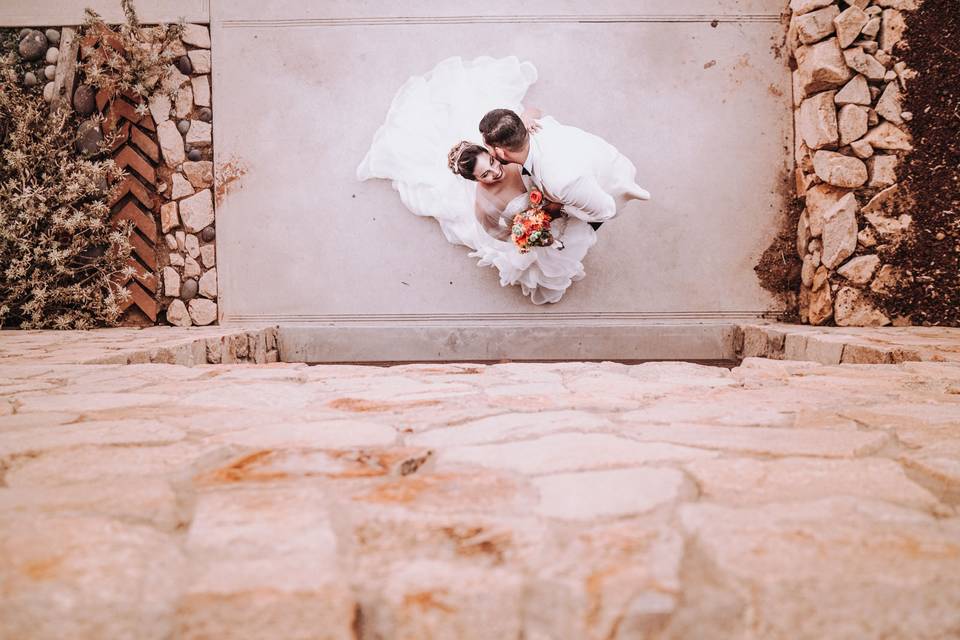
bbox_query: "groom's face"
[491,146,515,165]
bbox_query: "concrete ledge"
[278,323,739,363]
[0,0,208,27]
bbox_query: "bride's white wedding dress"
[356,56,600,304]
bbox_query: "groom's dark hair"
[479,109,528,152]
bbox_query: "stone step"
[278,322,743,363]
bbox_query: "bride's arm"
[475,196,511,242]
[520,107,543,133]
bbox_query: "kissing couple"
[358,56,651,304]
[449,108,650,246]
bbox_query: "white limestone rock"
[862,16,882,38]
[179,189,214,233]
[160,201,179,233]
[868,154,898,188]
[837,254,880,284]
[185,120,212,147]
[191,75,211,108]
[838,104,869,146]
[790,0,835,15]
[796,5,840,44]
[161,65,189,93]
[182,161,214,188]
[875,81,903,124]
[880,9,907,53]
[808,266,833,325]
[813,150,868,188]
[862,122,913,151]
[171,173,195,199]
[834,74,871,106]
[184,233,201,259]
[805,183,849,238]
[157,120,185,168]
[833,6,868,48]
[187,49,211,74]
[175,83,193,119]
[796,38,853,94]
[834,287,890,326]
[200,244,216,268]
[820,192,859,269]
[850,140,874,159]
[801,253,817,287]
[199,268,218,299]
[148,93,171,124]
[184,255,202,279]
[798,91,839,150]
[843,47,887,81]
[162,266,180,297]
[188,298,217,325]
[181,24,210,48]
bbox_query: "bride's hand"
[520,107,543,133]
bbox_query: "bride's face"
[472,152,504,185]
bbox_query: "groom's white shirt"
[521,116,620,223]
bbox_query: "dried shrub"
[0,46,132,329]
[80,0,183,106]
[0,1,182,329]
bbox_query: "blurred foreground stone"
[1,324,959,638]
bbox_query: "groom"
[479,109,650,230]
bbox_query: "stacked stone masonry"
[1,324,959,638]
[151,24,218,327]
[789,0,917,326]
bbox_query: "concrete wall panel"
[211,1,791,327]
[0,0,208,26]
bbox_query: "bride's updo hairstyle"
[447,141,488,181]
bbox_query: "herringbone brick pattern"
[81,26,163,325]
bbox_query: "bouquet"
[511,189,559,253]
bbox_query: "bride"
[357,56,624,304]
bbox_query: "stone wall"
[151,24,219,327]
[12,21,218,328]
[789,0,917,326]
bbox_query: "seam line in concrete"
[219,14,783,28]
[223,312,784,323]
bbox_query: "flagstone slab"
[177,485,355,640]
[533,467,689,520]
[0,514,184,640]
[675,499,960,639]
[614,423,890,457]
[683,457,943,512]
[439,433,717,475]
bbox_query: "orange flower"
[529,190,543,205]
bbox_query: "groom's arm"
[558,176,616,223]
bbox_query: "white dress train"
[356,55,597,305]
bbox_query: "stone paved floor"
[2,337,960,638]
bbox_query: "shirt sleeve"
[558,176,616,223]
